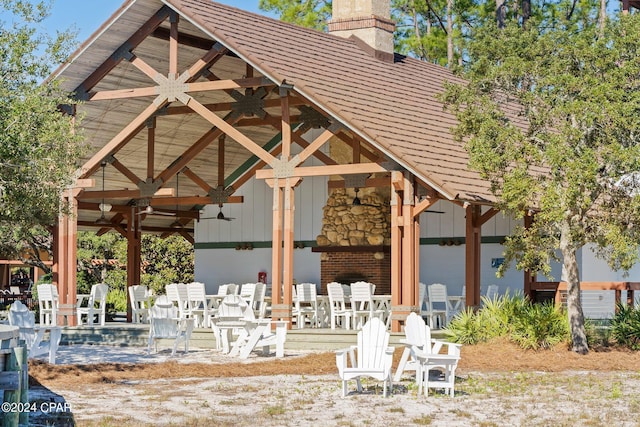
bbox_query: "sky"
[42,0,269,42]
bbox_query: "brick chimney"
[328,0,395,61]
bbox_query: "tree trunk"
[598,0,607,34]
[521,0,531,28]
[559,220,589,354]
[496,0,506,29]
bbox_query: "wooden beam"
[88,86,158,101]
[130,55,161,81]
[256,162,386,180]
[465,204,482,307]
[390,171,403,331]
[182,167,212,193]
[150,195,243,206]
[186,97,276,165]
[111,157,143,186]
[151,27,224,51]
[77,188,174,199]
[335,131,381,162]
[169,12,179,76]
[295,125,340,165]
[478,207,500,226]
[281,90,292,160]
[161,97,305,116]
[79,102,166,179]
[74,6,171,95]
[327,177,389,189]
[155,112,241,185]
[413,197,438,217]
[187,77,274,93]
[282,182,295,319]
[147,118,155,180]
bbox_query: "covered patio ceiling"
[58,2,335,238]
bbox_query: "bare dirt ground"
[22,340,640,426]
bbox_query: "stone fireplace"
[313,188,392,294]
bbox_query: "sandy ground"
[21,344,640,426]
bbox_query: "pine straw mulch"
[29,339,640,390]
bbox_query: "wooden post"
[465,204,482,308]
[1,326,27,427]
[53,189,79,326]
[126,207,141,322]
[390,171,403,331]
[282,181,295,319]
[523,214,536,300]
[269,182,285,321]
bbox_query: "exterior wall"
[319,251,391,294]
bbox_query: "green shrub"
[610,302,640,350]
[509,300,569,349]
[445,292,570,350]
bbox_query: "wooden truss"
[54,5,501,329]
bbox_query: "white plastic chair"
[77,283,109,326]
[147,296,194,356]
[394,312,461,397]
[327,282,351,330]
[293,283,319,328]
[253,282,267,318]
[418,282,429,319]
[9,300,61,364]
[426,283,450,329]
[37,283,59,326]
[350,281,385,329]
[166,283,191,319]
[485,284,499,301]
[187,282,210,328]
[335,317,395,397]
[129,285,151,324]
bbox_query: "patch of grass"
[411,415,435,425]
[263,404,286,416]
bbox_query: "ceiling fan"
[137,204,176,216]
[200,135,236,222]
[199,200,236,221]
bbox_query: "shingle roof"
[164,0,498,202]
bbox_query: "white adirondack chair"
[394,313,461,396]
[335,317,395,397]
[128,285,151,324]
[186,282,210,328]
[350,281,385,329]
[147,296,194,356]
[327,282,351,330]
[293,283,319,328]
[37,283,59,326]
[166,283,191,319]
[8,301,61,364]
[77,283,109,326]
[426,283,450,328]
[212,294,287,358]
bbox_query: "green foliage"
[610,302,640,350]
[259,0,332,31]
[0,0,84,228]
[445,293,570,349]
[76,231,194,298]
[444,16,640,279]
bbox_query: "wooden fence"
[0,325,28,427]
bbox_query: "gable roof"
[52,0,498,209]
[169,0,491,202]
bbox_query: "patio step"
[58,322,449,352]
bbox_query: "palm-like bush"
[610,303,640,350]
[445,292,569,350]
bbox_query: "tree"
[442,15,640,353]
[259,0,332,30]
[0,0,85,263]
